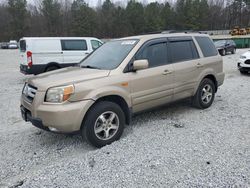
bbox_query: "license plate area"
[20,106,31,122]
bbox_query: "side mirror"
[133,59,149,71]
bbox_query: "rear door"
[61,39,91,64]
[167,37,201,100]
[19,39,27,65]
[129,38,174,112]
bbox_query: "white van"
[19,37,103,75]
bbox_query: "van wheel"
[192,78,215,109]
[45,65,59,72]
[81,101,125,148]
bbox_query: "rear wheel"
[81,101,125,148]
[220,49,226,56]
[192,78,215,109]
[232,48,236,54]
[45,65,59,72]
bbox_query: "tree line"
[0,0,250,41]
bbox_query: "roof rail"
[162,30,207,34]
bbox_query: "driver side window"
[136,42,167,68]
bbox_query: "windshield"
[214,40,226,46]
[80,39,138,70]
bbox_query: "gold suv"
[21,33,225,147]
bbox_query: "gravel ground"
[0,49,249,188]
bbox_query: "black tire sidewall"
[196,79,215,109]
[82,101,125,148]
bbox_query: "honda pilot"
[20,33,225,148]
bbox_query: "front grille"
[245,60,250,65]
[23,84,37,103]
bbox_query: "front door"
[128,39,174,113]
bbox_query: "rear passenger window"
[91,40,102,50]
[168,40,199,63]
[195,36,218,57]
[61,40,87,51]
[136,42,167,67]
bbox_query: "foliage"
[0,0,250,41]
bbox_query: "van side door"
[167,37,201,101]
[128,39,174,113]
[61,39,91,65]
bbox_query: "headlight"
[45,85,74,103]
[240,55,246,59]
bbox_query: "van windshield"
[19,40,26,52]
[80,39,138,70]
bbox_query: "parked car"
[214,39,236,56]
[0,42,9,49]
[19,37,103,75]
[8,40,18,49]
[238,51,250,74]
[20,33,225,148]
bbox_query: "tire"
[45,65,59,72]
[232,48,236,54]
[240,70,247,74]
[220,49,226,56]
[192,78,215,109]
[81,101,125,148]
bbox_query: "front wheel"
[81,101,125,148]
[192,78,215,109]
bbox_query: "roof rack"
[162,30,207,34]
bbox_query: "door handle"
[162,70,173,75]
[196,63,204,68]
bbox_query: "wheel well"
[45,62,60,71]
[82,95,131,129]
[203,75,218,92]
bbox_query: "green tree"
[41,0,62,36]
[71,0,97,36]
[8,0,27,39]
[126,0,145,35]
[144,2,163,32]
[160,2,175,30]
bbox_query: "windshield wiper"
[81,65,101,69]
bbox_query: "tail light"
[27,51,32,68]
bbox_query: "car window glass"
[168,40,199,63]
[91,40,102,50]
[61,40,87,51]
[20,40,26,52]
[136,42,167,67]
[195,36,218,57]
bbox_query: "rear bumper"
[20,64,46,75]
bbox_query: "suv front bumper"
[238,61,250,72]
[21,94,95,133]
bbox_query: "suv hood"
[28,67,110,91]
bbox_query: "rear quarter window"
[61,40,87,51]
[168,39,199,63]
[195,36,218,57]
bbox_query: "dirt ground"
[0,49,249,187]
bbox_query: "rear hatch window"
[20,40,26,52]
